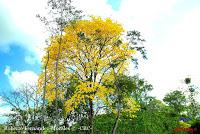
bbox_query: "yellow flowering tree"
[38,16,142,133]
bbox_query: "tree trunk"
[41,50,49,134]
[112,110,120,134]
[89,99,94,134]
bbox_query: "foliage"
[106,75,140,117]
[163,90,186,114]
[87,99,185,134]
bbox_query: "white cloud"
[4,66,11,76]
[73,0,115,18]
[136,7,200,100]
[111,0,200,100]
[0,98,10,118]
[4,66,38,90]
[0,107,11,115]
[127,1,183,40]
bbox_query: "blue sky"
[1,0,200,123]
[107,0,121,11]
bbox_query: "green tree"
[163,90,186,115]
[108,75,140,134]
[184,77,199,118]
[133,98,181,134]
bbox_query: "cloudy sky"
[1,0,200,122]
